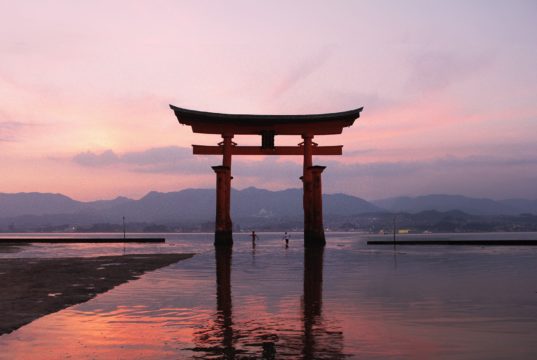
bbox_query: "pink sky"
[1,1,536,201]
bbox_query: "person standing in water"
[251,231,258,247]
[283,232,289,248]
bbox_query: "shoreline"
[0,237,165,243]
[367,239,537,245]
[0,253,194,335]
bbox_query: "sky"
[1,1,536,201]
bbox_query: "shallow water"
[1,232,537,359]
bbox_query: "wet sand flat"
[0,242,30,254]
[0,253,194,335]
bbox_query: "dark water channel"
[1,233,537,359]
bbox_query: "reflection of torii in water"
[301,247,345,359]
[190,247,345,359]
[189,247,235,358]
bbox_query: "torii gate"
[170,105,363,247]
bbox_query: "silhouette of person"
[251,231,258,247]
[283,232,289,248]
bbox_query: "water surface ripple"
[1,232,537,359]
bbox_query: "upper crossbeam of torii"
[170,105,363,247]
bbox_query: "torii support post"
[302,134,314,246]
[309,166,326,246]
[212,134,234,247]
[212,166,233,246]
[302,134,326,247]
[302,169,327,246]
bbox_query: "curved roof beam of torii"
[170,105,363,135]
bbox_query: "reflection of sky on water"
[1,233,537,358]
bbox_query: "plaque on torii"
[170,105,363,247]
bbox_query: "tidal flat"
[0,252,194,335]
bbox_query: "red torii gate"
[170,105,363,247]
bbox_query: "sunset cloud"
[72,150,119,167]
[72,147,211,174]
[0,119,38,142]
[270,46,334,100]
[69,145,537,200]
[406,50,490,94]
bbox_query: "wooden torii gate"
[170,105,363,247]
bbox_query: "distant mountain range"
[0,189,536,231]
[0,187,381,229]
[373,194,537,216]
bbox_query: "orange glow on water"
[2,234,537,358]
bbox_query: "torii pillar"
[302,134,327,246]
[170,105,363,247]
[213,134,234,246]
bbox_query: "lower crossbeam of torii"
[170,105,363,247]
